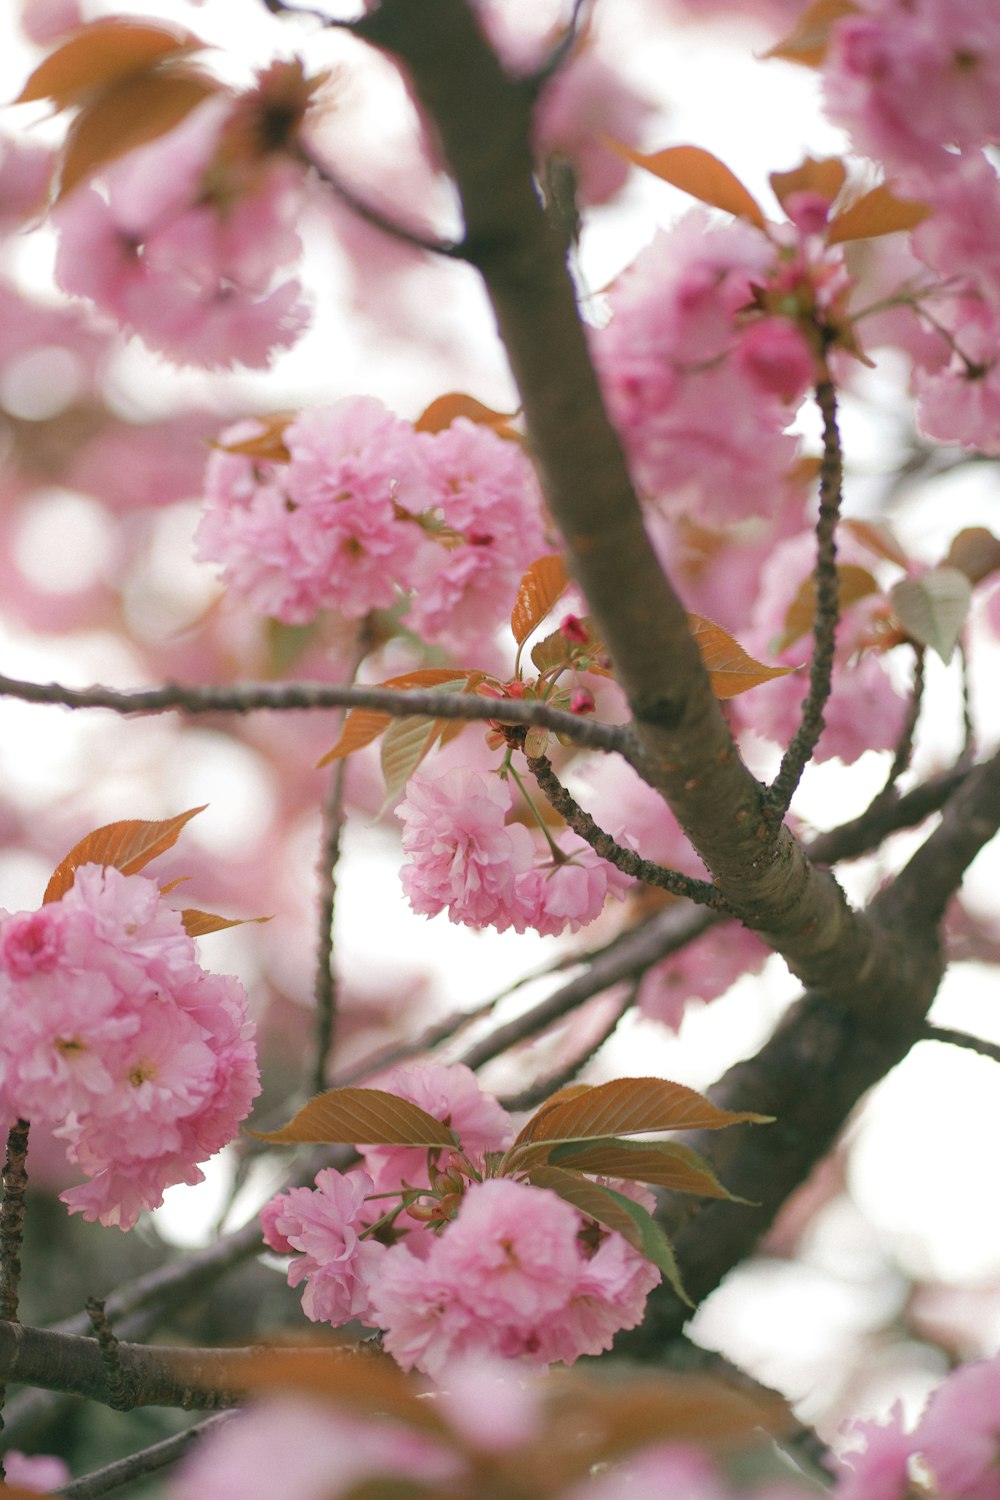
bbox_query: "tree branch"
[58,1413,235,1500]
[0,673,629,756]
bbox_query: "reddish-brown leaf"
[414,392,520,439]
[316,670,475,767]
[514,1077,771,1148]
[608,141,766,229]
[827,182,930,244]
[213,412,296,463]
[763,0,858,67]
[769,156,846,215]
[547,1137,742,1199]
[14,18,201,108]
[58,69,219,200]
[686,613,796,698]
[511,555,569,646]
[181,909,272,938]
[945,526,1000,585]
[253,1087,456,1147]
[44,807,206,904]
[841,517,909,567]
[776,563,879,652]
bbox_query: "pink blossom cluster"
[261,1064,660,1376]
[53,89,309,369]
[835,1352,1000,1499]
[821,3,1000,451]
[196,403,546,646]
[595,211,820,524]
[396,767,632,938]
[0,864,260,1229]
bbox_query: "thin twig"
[0,672,631,756]
[57,1413,235,1499]
[805,763,969,867]
[499,986,633,1114]
[84,1300,134,1413]
[301,145,463,259]
[870,646,925,803]
[767,376,844,819]
[921,1023,1000,1068]
[958,638,975,758]
[524,750,731,911]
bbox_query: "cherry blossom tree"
[2,0,1000,1494]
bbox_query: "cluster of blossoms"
[54,65,314,370]
[261,1064,660,1376]
[821,0,1000,451]
[396,767,633,938]
[0,864,259,1229]
[594,208,830,525]
[166,1347,1000,1500]
[196,400,547,651]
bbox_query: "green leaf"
[513,1077,772,1148]
[607,142,766,230]
[547,1137,748,1200]
[890,566,972,662]
[253,1087,457,1147]
[511,555,569,647]
[316,670,474,767]
[380,715,441,802]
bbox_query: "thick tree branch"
[351,0,889,1005]
[0,1323,354,1411]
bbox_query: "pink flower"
[405,419,547,652]
[595,214,805,523]
[2,1449,71,1493]
[915,1354,1000,1498]
[373,1177,661,1376]
[533,45,655,207]
[0,865,259,1229]
[833,1403,914,1500]
[822,1,1000,176]
[397,769,537,933]
[261,1169,386,1327]
[913,302,1000,454]
[360,1062,513,1194]
[169,1397,457,1500]
[196,399,434,624]
[516,843,631,938]
[53,95,310,369]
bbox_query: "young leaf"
[511,555,569,646]
[181,909,272,938]
[769,156,846,216]
[253,1087,457,1147]
[14,18,201,109]
[607,142,766,230]
[514,1077,771,1148]
[945,526,1000,585]
[44,806,207,904]
[58,69,219,200]
[827,183,930,244]
[776,563,879,653]
[890,567,972,663]
[547,1137,747,1200]
[316,670,475,767]
[763,0,858,68]
[213,412,295,463]
[380,715,441,802]
[529,1167,691,1304]
[686,613,796,698]
[415,392,519,439]
[841,517,909,567]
